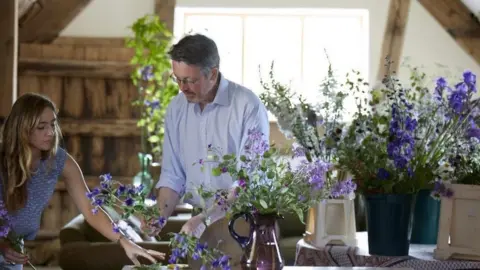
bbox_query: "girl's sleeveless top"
[0,148,67,240]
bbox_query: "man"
[152,34,270,266]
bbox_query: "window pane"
[303,16,369,120]
[243,16,303,95]
[183,15,244,84]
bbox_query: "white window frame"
[173,7,370,122]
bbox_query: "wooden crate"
[434,183,480,261]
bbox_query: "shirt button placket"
[201,114,210,188]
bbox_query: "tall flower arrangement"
[337,67,479,195]
[188,129,349,223]
[258,58,359,198]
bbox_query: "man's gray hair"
[168,34,220,76]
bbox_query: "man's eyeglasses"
[170,75,199,86]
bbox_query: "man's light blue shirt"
[156,74,270,207]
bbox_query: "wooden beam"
[155,0,176,32]
[60,118,140,136]
[18,0,37,18]
[52,36,127,47]
[0,0,19,118]
[418,0,480,66]
[18,58,133,79]
[19,0,93,43]
[377,0,411,81]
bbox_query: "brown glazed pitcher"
[228,212,284,270]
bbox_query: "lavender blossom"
[297,159,332,190]
[244,129,269,157]
[0,201,11,238]
[431,180,454,199]
[169,232,230,269]
[387,103,417,172]
[139,65,154,81]
[330,177,357,198]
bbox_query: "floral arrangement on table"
[336,65,479,196]
[189,128,353,225]
[258,58,359,199]
[86,127,351,269]
[86,174,231,270]
[0,201,36,270]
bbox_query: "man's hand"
[179,214,206,238]
[141,216,168,237]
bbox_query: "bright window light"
[173,7,370,122]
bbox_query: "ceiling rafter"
[418,0,480,66]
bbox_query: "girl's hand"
[0,243,28,265]
[119,236,165,266]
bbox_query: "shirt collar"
[212,73,230,106]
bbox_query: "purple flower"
[330,177,357,198]
[124,197,134,206]
[467,127,480,140]
[377,168,390,180]
[145,100,160,110]
[292,144,306,158]
[139,65,154,81]
[431,181,454,199]
[244,129,269,157]
[387,103,416,170]
[112,223,120,233]
[0,201,12,238]
[434,77,449,102]
[297,159,331,190]
[463,70,477,93]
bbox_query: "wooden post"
[377,0,411,81]
[0,0,19,118]
[155,0,176,32]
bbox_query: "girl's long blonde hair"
[1,93,62,212]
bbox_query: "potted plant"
[126,14,178,193]
[337,64,477,256]
[258,58,359,247]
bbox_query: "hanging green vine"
[126,14,179,161]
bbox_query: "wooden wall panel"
[0,0,18,118]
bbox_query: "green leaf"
[148,135,161,143]
[259,199,269,209]
[212,167,222,176]
[266,171,275,179]
[295,207,305,224]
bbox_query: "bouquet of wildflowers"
[190,128,351,223]
[87,174,231,269]
[0,201,36,269]
[337,66,479,195]
[258,58,361,198]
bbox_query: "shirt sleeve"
[155,104,186,196]
[239,99,270,155]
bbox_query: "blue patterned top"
[0,147,67,240]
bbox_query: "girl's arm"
[61,153,164,265]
